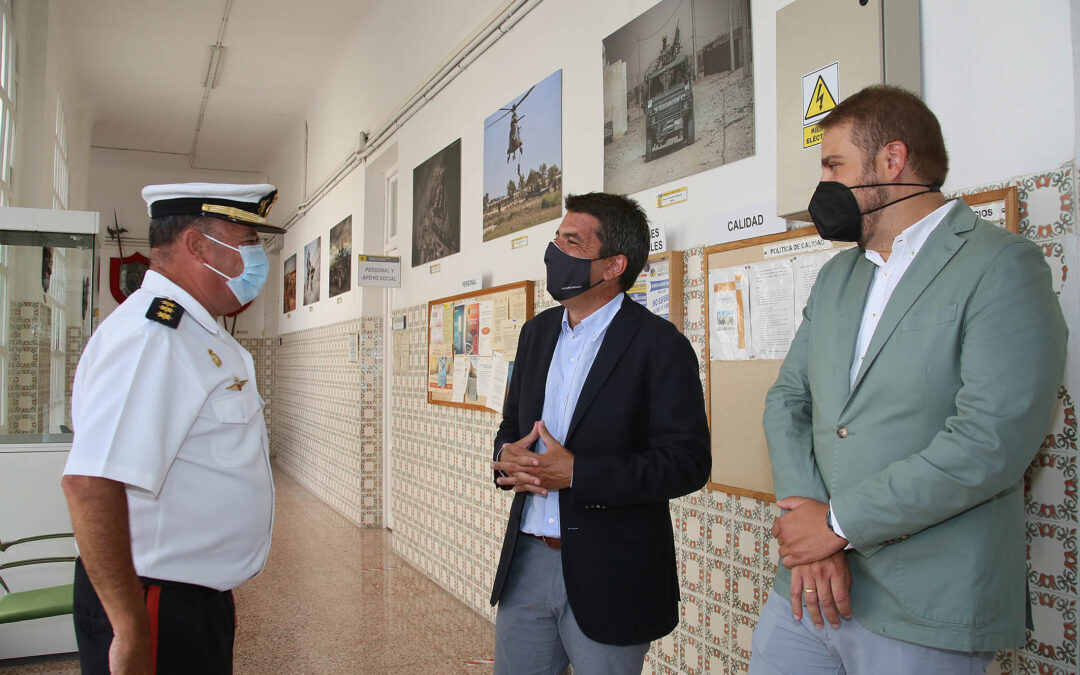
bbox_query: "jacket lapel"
[848,202,974,396]
[833,254,874,398]
[565,296,641,442]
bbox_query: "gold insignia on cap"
[208,349,222,367]
[226,376,248,392]
[201,204,268,225]
[258,191,278,217]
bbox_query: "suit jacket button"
[837,426,849,439]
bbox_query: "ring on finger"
[803,589,816,594]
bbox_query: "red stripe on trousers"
[144,584,162,675]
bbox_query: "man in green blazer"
[750,86,1067,673]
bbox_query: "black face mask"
[808,181,941,242]
[544,241,606,301]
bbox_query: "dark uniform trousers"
[73,558,236,674]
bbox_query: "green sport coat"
[764,201,1067,651]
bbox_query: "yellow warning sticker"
[804,76,837,121]
[803,124,824,148]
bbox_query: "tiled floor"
[0,465,496,674]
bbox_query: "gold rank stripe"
[202,204,268,225]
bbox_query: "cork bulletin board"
[704,226,855,501]
[426,280,534,412]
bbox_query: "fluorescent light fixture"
[203,44,226,89]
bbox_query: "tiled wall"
[272,318,383,529]
[272,163,1078,673]
[7,302,50,433]
[65,326,85,428]
[239,337,277,453]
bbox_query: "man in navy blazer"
[490,192,710,674]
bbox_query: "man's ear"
[181,227,210,262]
[605,254,628,282]
[880,140,908,180]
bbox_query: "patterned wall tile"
[271,317,382,529]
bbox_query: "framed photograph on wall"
[304,236,321,305]
[283,253,296,313]
[329,215,352,298]
[482,70,563,242]
[412,138,462,267]
[602,0,755,195]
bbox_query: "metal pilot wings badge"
[226,376,248,391]
[145,297,184,328]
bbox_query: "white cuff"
[829,500,854,551]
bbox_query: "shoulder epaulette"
[146,297,185,328]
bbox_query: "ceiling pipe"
[279,0,542,232]
[190,0,234,168]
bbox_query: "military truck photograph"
[603,0,754,196]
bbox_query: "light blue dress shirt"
[519,293,625,538]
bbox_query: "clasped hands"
[491,421,573,495]
[773,496,852,630]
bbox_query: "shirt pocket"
[207,390,265,467]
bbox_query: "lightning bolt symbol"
[816,84,825,110]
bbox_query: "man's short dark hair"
[148,215,213,250]
[564,192,649,292]
[819,85,949,187]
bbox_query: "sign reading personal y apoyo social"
[357,254,401,288]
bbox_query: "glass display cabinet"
[0,206,98,659]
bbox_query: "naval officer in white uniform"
[62,183,281,675]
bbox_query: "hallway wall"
[272,317,384,528]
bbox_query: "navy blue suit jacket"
[490,294,710,645]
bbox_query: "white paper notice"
[478,301,494,356]
[646,259,670,319]
[499,318,524,356]
[451,356,469,403]
[709,267,751,361]
[792,251,838,331]
[749,260,795,360]
[486,352,509,413]
[476,357,493,401]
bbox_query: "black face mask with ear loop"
[544,241,607,301]
[808,181,941,242]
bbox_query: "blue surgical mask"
[203,234,269,304]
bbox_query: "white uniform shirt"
[64,270,274,591]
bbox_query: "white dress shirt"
[519,293,624,538]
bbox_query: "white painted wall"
[922,0,1076,186]
[274,0,1075,321]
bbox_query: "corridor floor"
[1,464,497,673]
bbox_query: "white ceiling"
[53,0,400,172]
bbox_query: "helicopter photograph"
[603,0,754,196]
[482,69,562,243]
